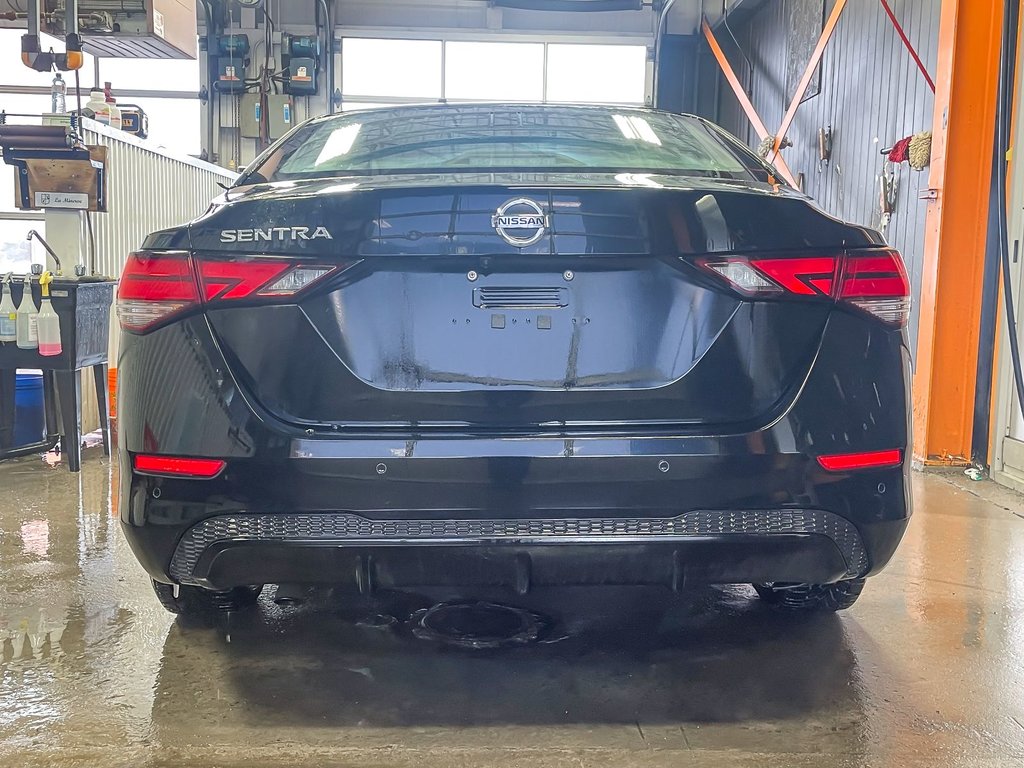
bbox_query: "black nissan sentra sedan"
[116,104,911,616]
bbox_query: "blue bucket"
[14,372,46,448]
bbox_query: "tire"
[752,578,865,611]
[151,580,262,616]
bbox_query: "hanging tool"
[818,125,833,167]
[36,272,62,358]
[908,131,932,171]
[879,161,898,233]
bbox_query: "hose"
[997,0,1024,425]
[652,0,679,105]
[317,0,333,112]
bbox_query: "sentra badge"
[220,226,333,243]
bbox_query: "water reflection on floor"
[1,452,1023,767]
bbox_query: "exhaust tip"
[272,584,308,607]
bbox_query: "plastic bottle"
[16,276,39,350]
[50,73,66,114]
[106,97,122,130]
[36,272,61,357]
[85,90,110,125]
[0,274,16,342]
[104,82,122,130]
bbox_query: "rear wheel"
[151,580,262,616]
[752,578,865,611]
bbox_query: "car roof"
[309,102,702,124]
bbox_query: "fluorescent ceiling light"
[613,114,662,146]
[316,123,362,166]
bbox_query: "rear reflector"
[134,455,227,478]
[817,449,903,471]
[697,249,910,326]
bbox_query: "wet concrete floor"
[0,452,1023,767]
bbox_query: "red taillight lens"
[697,249,910,326]
[134,454,226,478]
[750,256,838,297]
[838,251,911,325]
[197,259,293,301]
[817,449,903,471]
[195,259,338,301]
[118,251,349,332]
[117,251,199,332]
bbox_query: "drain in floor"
[409,601,546,649]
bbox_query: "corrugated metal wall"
[71,121,235,434]
[713,0,939,345]
[81,122,236,280]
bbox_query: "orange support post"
[913,0,1005,464]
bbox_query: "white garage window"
[340,37,648,110]
[95,55,200,91]
[547,44,647,104]
[117,98,202,155]
[342,38,443,100]
[445,42,545,101]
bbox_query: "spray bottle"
[36,272,61,357]
[16,275,39,350]
[0,273,16,342]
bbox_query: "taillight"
[117,251,350,332]
[117,251,199,332]
[836,252,911,325]
[697,250,910,326]
[196,260,336,301]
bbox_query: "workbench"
[0,277,115,471]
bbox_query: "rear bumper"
[121,446,911,590]
[147,508,901,591]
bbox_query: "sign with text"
[34,192,89,209]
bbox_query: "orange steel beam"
[769,0,848,164]
[701,18,797,186]
[913,0,1004,464]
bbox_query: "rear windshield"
[240,105,757,183]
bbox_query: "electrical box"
[41,0,198,59]
[214,35,250,94]
[267,96,294,140]
[239,94,261,139]
[282,34,319,95]
[286,58,318,95]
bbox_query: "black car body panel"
[117,105,910,594]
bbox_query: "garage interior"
[1,0,1024,766]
